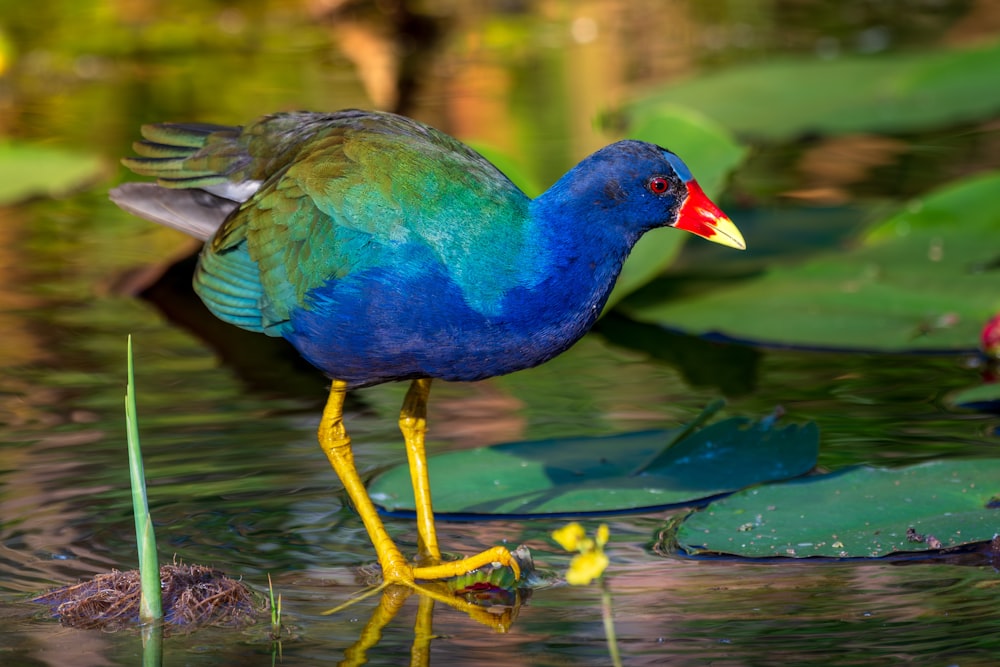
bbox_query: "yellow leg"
[399,379,440,563]
[318,379,522,584]
[399,378,521,582]
[318,380,413,583]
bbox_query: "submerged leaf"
[668,459,1000,559]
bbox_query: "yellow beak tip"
[711,216,747,250]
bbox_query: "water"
[1,1,999,665]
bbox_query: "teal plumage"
[111,109,744,387]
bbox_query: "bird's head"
[542,140,745,251]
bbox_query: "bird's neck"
[525,187,638,319]
[534,165,641,255]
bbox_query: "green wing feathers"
[115,114,342,335]
[122,123,250,189]
[121,112,337,190]
[195,245,270,333]
[115,110,533,334]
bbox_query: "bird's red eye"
[647,176,670,195]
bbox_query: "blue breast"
[284,242,610,387]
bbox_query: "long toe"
[411,546,521,582]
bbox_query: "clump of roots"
[33,563,262,633]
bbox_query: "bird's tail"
[120,123,261,199]
[108,183,235,241]
[110,122,268,331]
[110,123,258,241]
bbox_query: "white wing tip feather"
[110,183,236,242]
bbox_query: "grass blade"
[126,335,162,624]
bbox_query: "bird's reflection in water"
[330,577,525,667]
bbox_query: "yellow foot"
[412,546,521,582]
[380,546,521,585]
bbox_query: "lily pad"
[368,414,818,517]
[669,459,1000,559]
[622,171,1000,351]
[946,381,1000,412]
[0,143,104,204]
[622,41,1000,141]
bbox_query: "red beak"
[671,180,746,250]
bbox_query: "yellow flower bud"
[552,522,586,552]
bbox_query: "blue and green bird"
[111,109,745,586]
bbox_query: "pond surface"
[1,1,999,665]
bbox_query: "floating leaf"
[946,381,1000,412]
[369,414,818,517]
[0,143,103,204]
[622,171,1000,351]
[622,41,1000,141]
[669,460,1000,559]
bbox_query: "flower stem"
[600,577,622,667]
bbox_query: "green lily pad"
[622,171,1000,351]
[623,41,1000,141]
[0,143,104,204]
[368,414,818,517]
[608,105,748,308]
[669,459,1000,559]
[946,381,1000,411]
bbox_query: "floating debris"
[33,563,263,633]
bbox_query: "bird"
[110,109,745,587]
